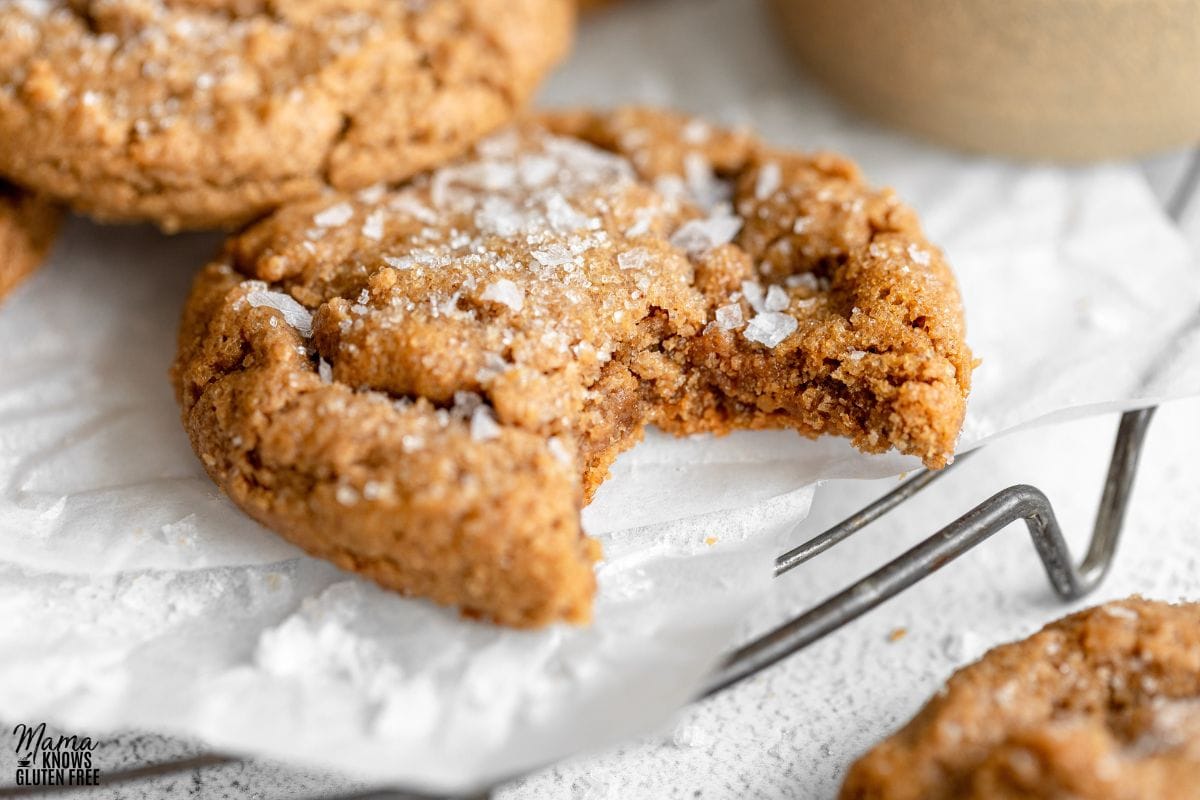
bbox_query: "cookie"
[172,107,972,627]
[841,598,1200,800]
[0,0,573,232]
[0,183,60,303]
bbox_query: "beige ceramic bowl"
[770,0,1200,161]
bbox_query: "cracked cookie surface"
[0,183,60,303]
[173,107,972,627]
[841,598,1200,800]
[0,0,572,231]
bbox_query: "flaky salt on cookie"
[841,598,1200,800]
[172,107,972,627]
[546,109,973,469]
[0,183,59,303]
[0,0,573,231]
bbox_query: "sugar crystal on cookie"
[245,287,313,337]
[743,311,798,348]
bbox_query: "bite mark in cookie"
[173,107,973,627]
[841,598,1200,800]
[0,183,60,303]
[0,0,573,231]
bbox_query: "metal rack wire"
[702,407,1155,698]
[3,150,1197,800]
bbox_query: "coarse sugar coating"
[840,598,1200,800]
[0,182,60,303]
[173,107,973,627]
[0,0,573,231]
[545,108,973,465]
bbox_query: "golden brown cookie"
[841,598,1200,800]
[0,0,573,232]
[0,183,60,303]
[172,107,972,627]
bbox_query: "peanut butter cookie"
[0,0,573,232]
[172,107,972,627]
[841,598,1200,800]
[0,183,60,303]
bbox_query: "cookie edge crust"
[0,185,61,302]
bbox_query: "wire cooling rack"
[3,150,1197,800]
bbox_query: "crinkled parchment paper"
[1,0,1198,792]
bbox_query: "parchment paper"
[1,0,1198,793]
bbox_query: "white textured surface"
[2,0,1200,797]
[5,399,1200,800]
[507,399,1200,800]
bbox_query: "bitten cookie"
[0,0,573,231]
[0,183,60,303]
[172,107,972,627]
[841,598,1200,800]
